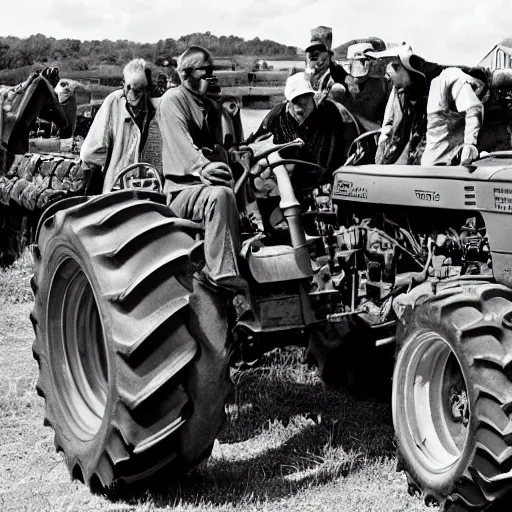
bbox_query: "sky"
[1,0,510,65]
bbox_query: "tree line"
[0,32,298,72]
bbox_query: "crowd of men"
[75,25,489,308]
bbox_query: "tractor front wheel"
[393,283,512,510]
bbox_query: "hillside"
[0,32,297,80]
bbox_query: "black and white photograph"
[1,1,512,510]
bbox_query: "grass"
[0,249,34,304]
[0,253,432,512]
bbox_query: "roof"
[478,40,512,68]
[498,38,512,49]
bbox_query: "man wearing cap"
[337,38,391,131]
[368,44,487,166]
[250,71,357,191]
[305,26,348,103]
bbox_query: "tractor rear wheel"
[31,191,232,496]
[393,283,512,510]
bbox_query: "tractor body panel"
[332,159,512,288]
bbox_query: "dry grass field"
[0,252,433,512]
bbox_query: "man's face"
[123,73,148,106]
[290,93,315,123]
[386,61,412,90]
[187,56,214,95]
[306,47,331,75]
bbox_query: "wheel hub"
[449,385,469,425]
[397,330,470,474]
[47,257,108,441]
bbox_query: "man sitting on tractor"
[368,44,488,166]
[157,45,250,301]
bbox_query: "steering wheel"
[232,138,325,195]
[345,129,381,166]
[109,163,163,193]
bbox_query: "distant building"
[253,59,272,71]
[478,39,512,70]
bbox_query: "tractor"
[4,63,512,512]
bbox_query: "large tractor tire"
[31,191,232,496]
[393,282,512,510]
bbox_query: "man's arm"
[246,103,283,143]
[79,96,113,169]
[453,83,484,146]
[452,78,484,164]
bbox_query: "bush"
[70,58,89,71]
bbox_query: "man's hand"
[378,125,392,145]
[200,162,233,187]
[460,144,479,166]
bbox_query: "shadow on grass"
[128,347,397,508]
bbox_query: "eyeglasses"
[308,49,328,60]
[195,65,214,75]
[341,59,371,78]
[124,83,145,95]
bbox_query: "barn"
[478,38,512,70]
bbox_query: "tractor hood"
[332,155,512,212]
[0,72,67,154]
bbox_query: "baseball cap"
[366,44,425,78]
[284,72,315,102]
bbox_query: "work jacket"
[80,89,156,192]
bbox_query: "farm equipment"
[0,70,87,267]
[4,60,512,511]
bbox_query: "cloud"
[0,0,508,65]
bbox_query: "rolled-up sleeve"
[158,92,210,177]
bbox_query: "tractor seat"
[242,240,313,283]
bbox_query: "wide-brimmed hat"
[366,44,425,78]
[305,26,333,53]
[284,72,315,101]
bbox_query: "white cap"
[284,72,315,102]
[366,44,425,78]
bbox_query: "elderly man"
[250,72,357,188]
[247,72,357,232]
[157,45,246,293]
[80,58,156,191]
[368,44,487,166]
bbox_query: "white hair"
[123,58,148,85]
